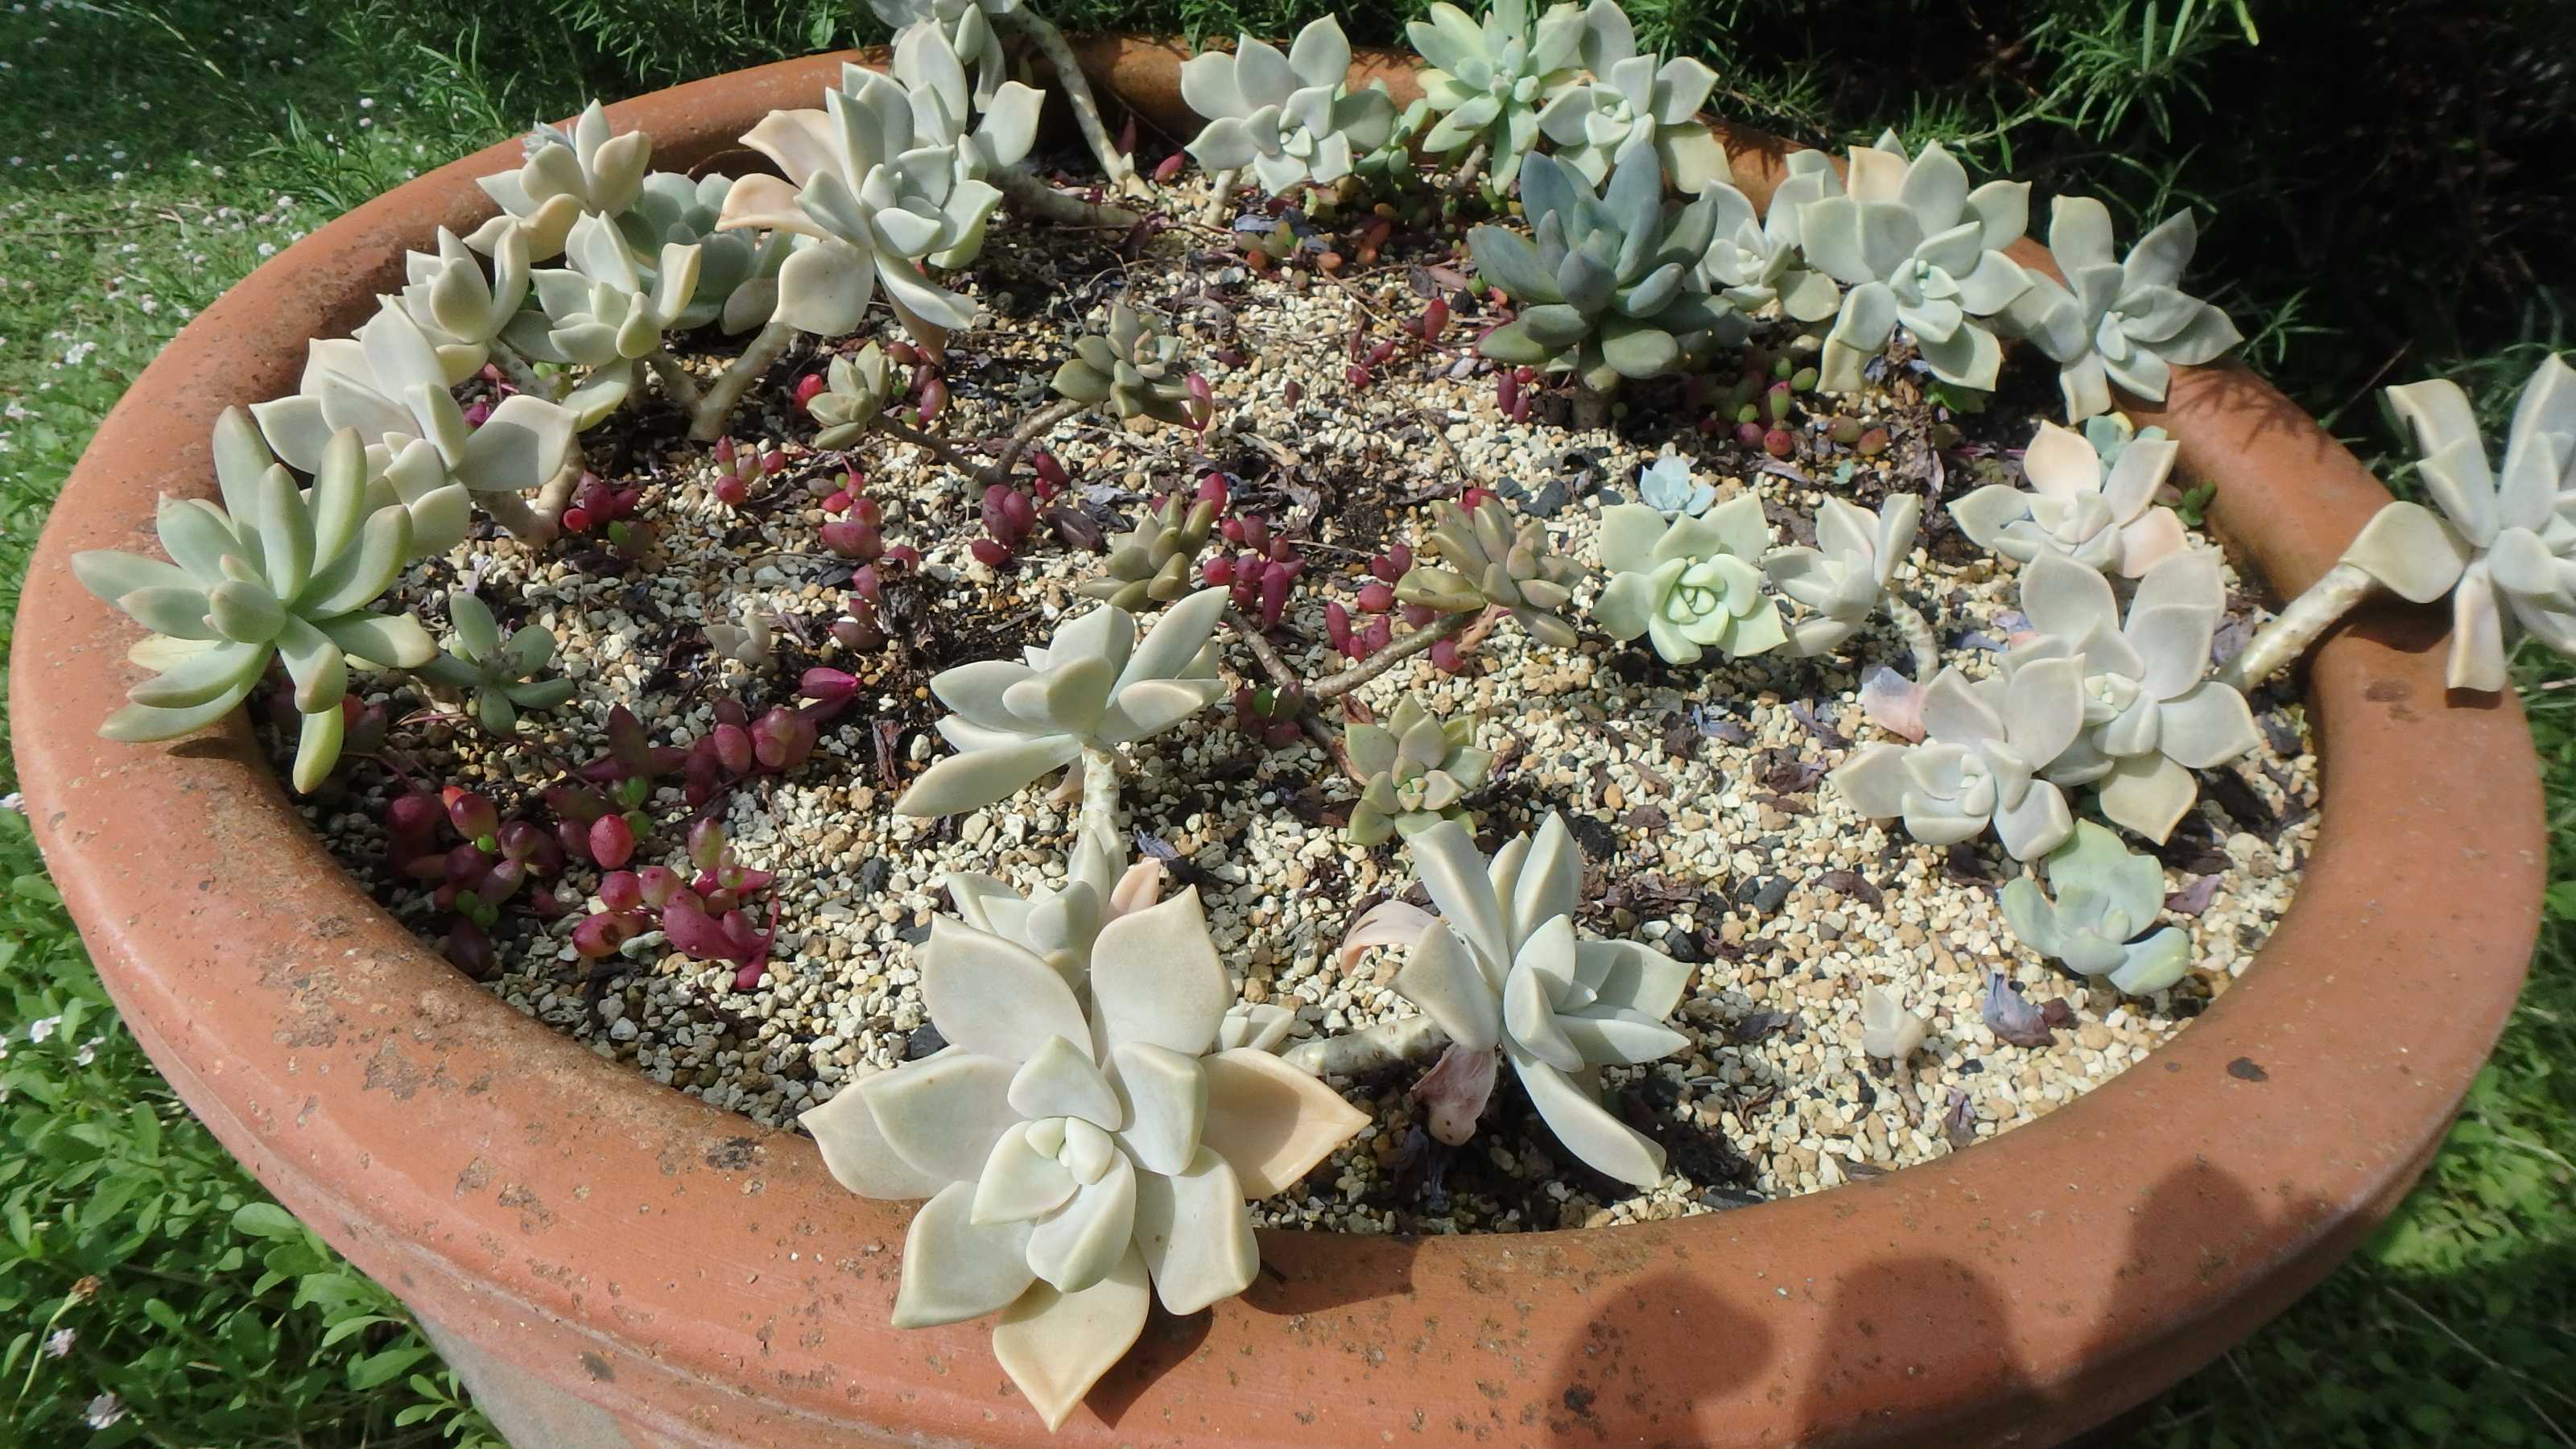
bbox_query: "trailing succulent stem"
[1279,1013,1448,1076]
[2217,561,2376,691]
[1886,592,1939,683]
[689,319,799,442]
[1002,9,1137,194]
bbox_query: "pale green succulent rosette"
[250,301,577,557]
[1181,18,1399,196]
[870,30,1045,267]
[894,588,1232,818]
[504,213,702,427]
[798,886,1364,1430]
[716,71,1001,355]
[1832,659,2087,860]
[465,101,651,261]
[1765,494,1921,656]
[1950,417,2189,579]
[1345,697,1494,847]
[1532,0,1728,192]
[1797,131,2031,394]
[71,415,436,791]
[1697,151,1845,324]
[415,592,576,737]
[614,171,787,333]
[1592,496,1786,664]
[2337,354,2576,692]
[2006,196,2242,422]
[807,342,898,450]
[942,824,1166,989]
[871,0,1018,108]
[1406,0,1587,189]
[2004,549,2260,843]
[1469,147,1732,389]
[1387,815,1695,1188]
[395,225,530,384]
[2001,820,2192,995]
[1050,303,1199,427]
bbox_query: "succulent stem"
[875,416,985,483]
[1199,168,1239,225]
[477,488,551,544]
[1447,141,1489,196]
[1308,611,1476,702]
[1078,744,1122,844]
[1279,1013,1448,1077]
[522,440,587,543]
[688,319,798,443]
[2218,560,2379,691]
[644,348,703,410]
[985,397,1090,489]
[992,163,1142,229]
[485,339,551,398]
[1886,590,1938,683]
[1002,10,1137,195]
[1221,606,1361,778]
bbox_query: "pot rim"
[10,36,2542,1448]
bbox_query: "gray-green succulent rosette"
[2005,196,2241,423]
[1180,18,1398,195]
[1592,496,1785,663]
[1406,0,1587,189]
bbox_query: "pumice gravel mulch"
[269,170,2318,1236]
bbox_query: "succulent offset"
[1831,660,2087,860]
[417,592,577,735]
[1181,18,1399,196]
[1472,147,1729,391]
[396,226,530,382]
[1534,0,1728,192]
[1344,698,1495,846]
[943,825,1164,987]
[70,416,435,790]
[1765,494,1922,656]
[1379,815,1693,1186]
[1697,155,1845,324]
[1593,496,1785,663]
[1797,133,2031,393]
[2001,821,2193,994]
[1951,417,2190,578]
[505,213,702,426]
[2006,550,2259,841]
[1634,451,1715,517]
[250,300,577,554]
[1394,494,1583,648]
[467,101,650,260]
[895,588,1231,817]
[2323,354,2576,691]
[1051,303,1198,427]
[2006,196,2242,422]
[807,342,899,448]
[870,0,1015,108]
[717,72,1000,353]
[1405,0,1587,189]
[1080,491,1219,609]
[799,884,1365,1430]
[613,171,786,333]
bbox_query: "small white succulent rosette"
[801,888,1364,1430]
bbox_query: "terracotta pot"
[11,37,2541,1449]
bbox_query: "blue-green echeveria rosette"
[613,171,787,333]
[1797,132,2031,394]
[799,884,1366,1430]
[2336,354,2576,692]
[70,412,437,791]
[2005,196,2242,423]
[894,588,1232,817]
[1469,147,1731,390]
[1592,495,1786,664]
[1385,814,1695,1187]
[2001,820,2192,995]
[2004,548,2260,842]
[1181,19,1398,196]
[1633,451,1715,518]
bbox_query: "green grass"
[0,0,2566,1443]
